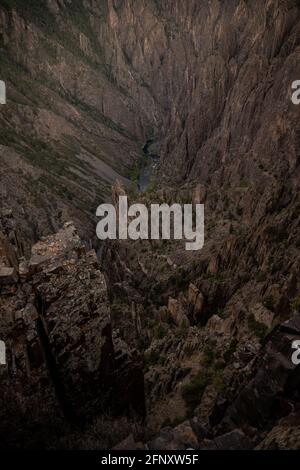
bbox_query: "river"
[137,139,160,192]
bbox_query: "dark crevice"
[34,289,75,423]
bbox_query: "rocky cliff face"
[0,222,144,448]
[0,0,157,250]
[1,0,300,450]
[2,1,299,249]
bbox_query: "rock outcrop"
[0,222,145,449]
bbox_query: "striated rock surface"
[0,0,300,451]
[1,0,299,250]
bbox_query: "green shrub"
[239,179,249,188]
[290,294,300,312]
[181,371,211,412]
[263,296,274,311]
[256,271,267,282]
[154,323,168,340]
[247,314,267,340]
[223,338,238,363]
[174,323,189,338]
[217,308,225,319]
[144,350,160,368]
[265,225,287,243]
[202,345,216,367]
[239,272,251,283]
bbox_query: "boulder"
[0,266,18,284]
[188,283,204,323]
[113,434,145,450]
[168,297,189,327]
[252,303,274,329]
[148,421,199,450]
[188,283,199,305]
[18,259,29,281]
[200,429,252,450]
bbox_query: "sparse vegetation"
[181,370,211,413]
[217,308,226,319]
[239,179,249,188]
[265,225,288,243]
[144,349,161,368]
[247,314,268,341]
[239,272,251,284]
[174,323,189,339]
[256,271,267,283]
[202,344,216,367]
[182,362,224,416]
[263,295,274,311]
[154,323,168,340]
[290,294,300,312]
[223,338,238,363]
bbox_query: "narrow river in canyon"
[137,138,160,192]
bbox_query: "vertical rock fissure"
[34,291,75,423]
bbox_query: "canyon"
[1,0,300,450]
